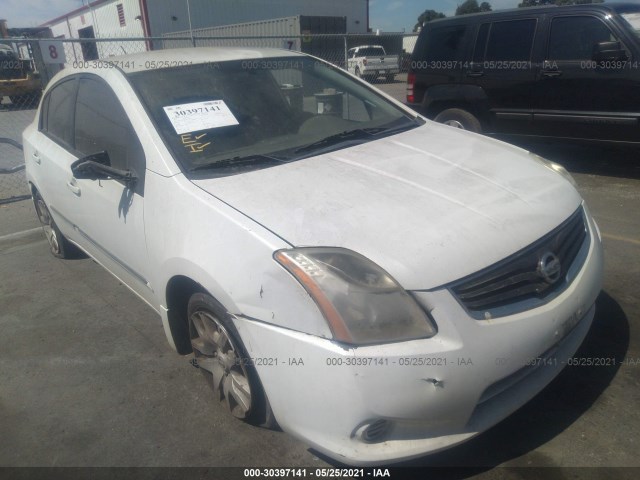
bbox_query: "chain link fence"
[1,38,44,204]
[0,137,28,204]
[0,33,417,204]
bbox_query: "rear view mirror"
[71,151,137,187]
[593,41,628,62]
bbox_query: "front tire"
[188,293,276,428]
[434,108,482,133]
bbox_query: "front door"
[70,75,153,304]
[533,14,640,141]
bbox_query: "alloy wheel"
[189,309,252,419]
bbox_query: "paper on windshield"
[163,100,239,134]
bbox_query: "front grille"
[450,207,588,318]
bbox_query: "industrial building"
[40,0,370,40]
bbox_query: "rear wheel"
[32,191,77,259]
[188,292,277,428]
[434,108,482,133]
[386,74,395,83]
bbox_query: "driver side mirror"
[593,41,628,62]
[71,151,137,188]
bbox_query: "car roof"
[79,46,305,74]
[424,2,639,27]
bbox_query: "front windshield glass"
[127,56,420,177]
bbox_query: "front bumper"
[234,211,603,465]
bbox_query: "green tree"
[455,0,493,16]
[518,0,603,7]
[414,9,446,32]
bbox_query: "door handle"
[32,151,41,164]
[466,71,484,77]
[541,70,562,78]
[67,180,81,196]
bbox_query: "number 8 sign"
[39,40,67,64]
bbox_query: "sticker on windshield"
[163,100,239,134]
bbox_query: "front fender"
[146,172,333,350]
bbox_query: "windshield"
[127,56,419,177]
[621,12,640,39]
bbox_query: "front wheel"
[434,108,482,133]
[188,293,277,428]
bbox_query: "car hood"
[192,122,583,290]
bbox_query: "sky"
[1,0,84,27]
[0,0,627,32]
[368,0,522,31]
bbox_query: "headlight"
[274,247,437,345]
[529,153,578,188]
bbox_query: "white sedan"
[23,47,603,465]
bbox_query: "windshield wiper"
[293,129,378,155]
[188,154,286,173]
[293,124,418,156]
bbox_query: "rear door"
[29,77,83,243]
[533,14,640,141]
[411,23,471,108]
[470,18,539,134]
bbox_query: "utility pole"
[187,0,195,47]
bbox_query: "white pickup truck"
[347,45,399,82]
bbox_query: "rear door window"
[424,25,468,62]
[485,19,536,61]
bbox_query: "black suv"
[407,3,640,143]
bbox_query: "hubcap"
[189,310,252,419]
[444,120,465,129]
